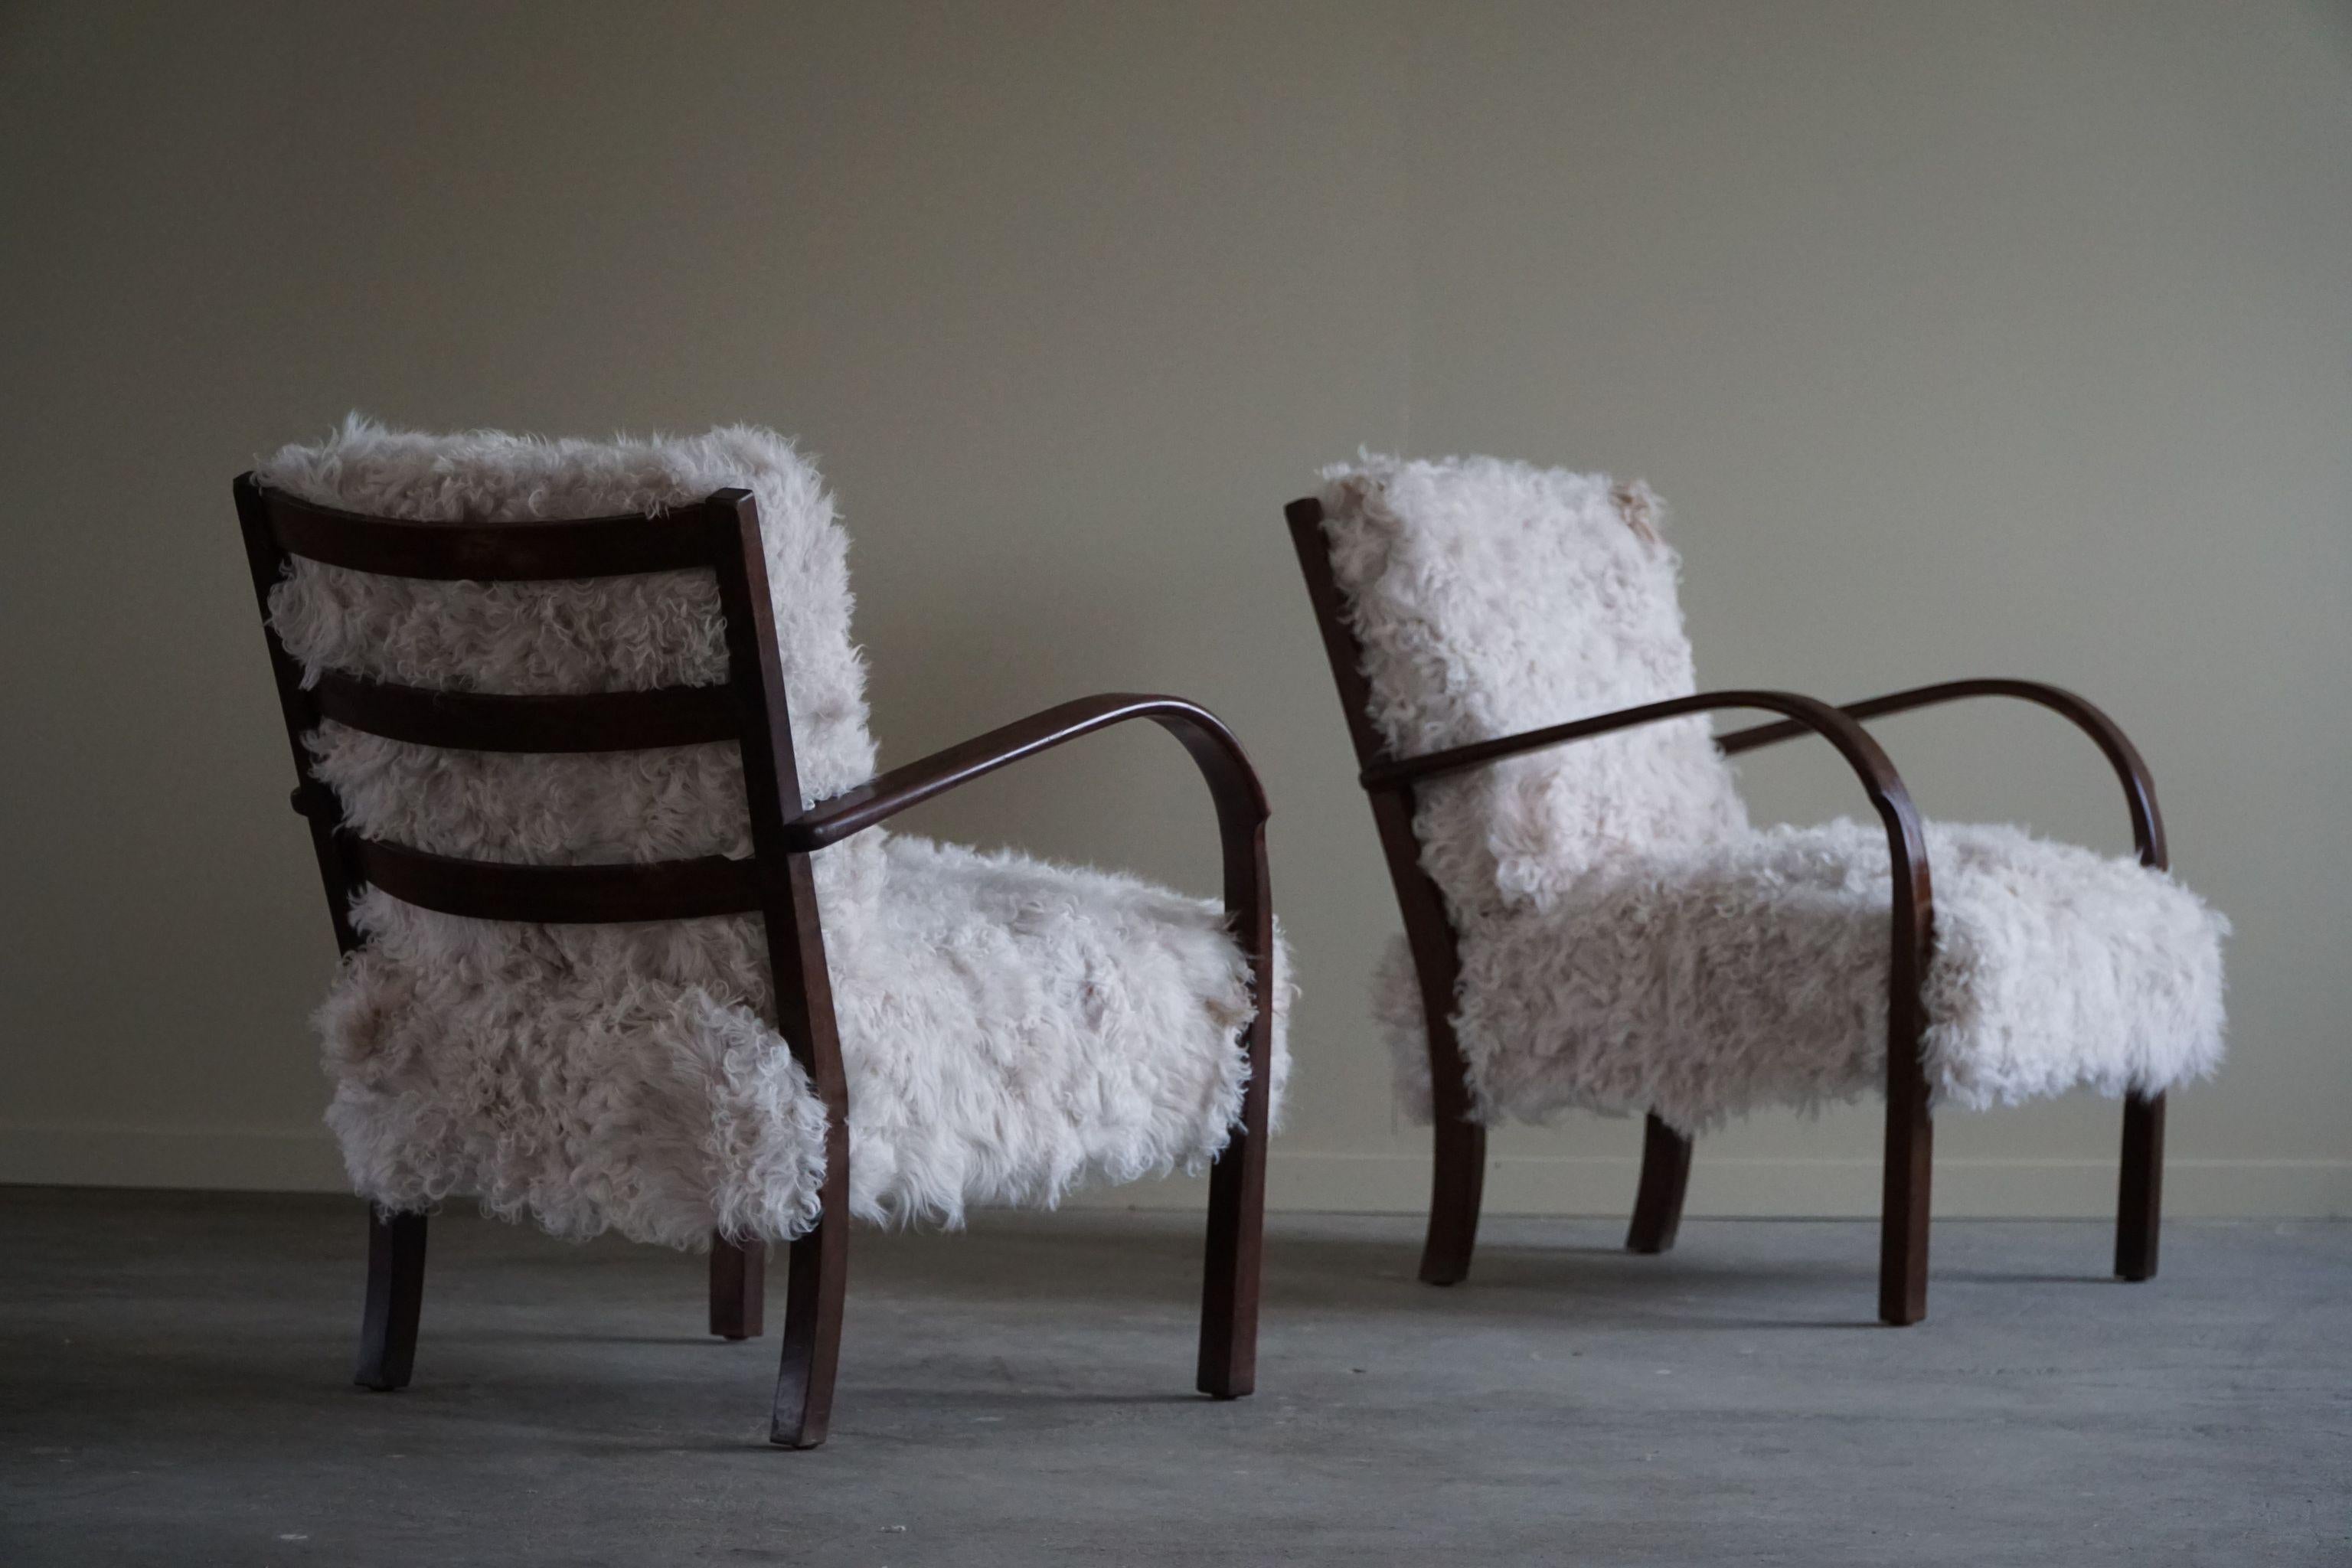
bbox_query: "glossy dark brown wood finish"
[1285,499,1487,1285]
[1625,1114,1694,1254]
[1719,678,2174,1283]
[699,488,854,1449]
[240,473,1273,1446]
[1715,678,2165,866]
[710,1233,766,1341]
[235,479,369,953]
[2117,1093,2164,1279]
[354,1209,427,1390]
[1289,496,1941,1323]
[310,670,741,753]
[262,488,720,580]
[339,834,763,924]
[785,695,1271,848]
[237,477,426,1375]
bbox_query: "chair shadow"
[1639,1317,1884,1332]
[848,1223,1904,1334]
[467,1329,733,1348]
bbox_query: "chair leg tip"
[1877,1282,1928,1326]
[768,1422,827,1449]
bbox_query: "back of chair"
[1298,455,1749,923]
[236,465,856,1155]
[234,478,816,953]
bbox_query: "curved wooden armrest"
[1713,678,2165,869]
[783,692,1276,1174]
[1359,688,1933,1011]
[1359,688,1919,859]
[782,693,1269,854]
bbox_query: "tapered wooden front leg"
[1626,1113,1694,1255]
[1197,1018,1271,1399]
[2116,1091,2164,1281]
[710,1233,765,1340]
[1879,1057,1933,1326]
[1419,1118,1487,1286]
[769,1175,848,1449]
[355,1208,426,1391]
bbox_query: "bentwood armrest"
[786,693,1276,1400]
[1358,685,1934,1013]
[1359,688,1926,888]
[1712,678,2166,868]
[782,691,1271,861]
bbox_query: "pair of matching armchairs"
[234,426,2224,1449]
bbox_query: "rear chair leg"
[769,1173,848,1449]
[2116,1091,2164,1281]
[1419,1119,1487,1285]
[1625,1113,1693,1254]
[709,1233,766,1340]
[355,1208,426,1391]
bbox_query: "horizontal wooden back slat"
[346,835,764,924]
[263,489,719,580]
[311,671,741,753]
[239,475,792,931]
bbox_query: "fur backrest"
[259,417,884,927]
[1317,454,1747,919]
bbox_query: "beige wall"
[3,1,2345,1218]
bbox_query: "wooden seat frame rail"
[236,475,1273,1446]
[1285,494,2167,1325]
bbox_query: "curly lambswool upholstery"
[263,418,1289,1247]
[1321,454,2226,1133]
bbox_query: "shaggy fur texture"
[263,418,1289,1248]
[1319,454,2226,1132]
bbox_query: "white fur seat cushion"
[836,836,1286,1227]
[323,835,1280,1248]
[261,419,1288,1249]
[1382,820,2228,1132]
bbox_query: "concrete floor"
[1,1189,2344,1566]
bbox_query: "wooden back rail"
[234,481,783,936]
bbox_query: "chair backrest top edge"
[237,473,750,583]
[240,472,747,531]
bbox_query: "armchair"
[1289,456,2224,1324]
[236,422,1284,1448]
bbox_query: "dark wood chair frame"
[1285,495,2168,1325]
[235,475,1273,1447]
